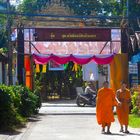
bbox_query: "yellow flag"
[36,64,40,73]
[74,63,78,72]
[110,54,128,91]
[72,64,75,71]
[72,63,78,72]
[42,65,47,73]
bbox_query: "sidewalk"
[0,101,140,140]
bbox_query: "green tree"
[0,21,7,49]
[19,0,122,16]
[0,0,16,49]
[17,0,140,28]
[17,0,120,26]
[129,0,140,31]
[63,0,101,15]
[18,0,50,13]
[0,1,7,49]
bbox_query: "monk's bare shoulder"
[125,88,130,92]
[125,88,131,97]
[116,89,121,96]
[116,89,121,93]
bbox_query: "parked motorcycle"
[76,93,96,107]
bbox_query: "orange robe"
[96,88,116,126]
[116,89,131,125]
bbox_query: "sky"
[10,0,22,5]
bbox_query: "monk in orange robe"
[96,81,117,134]
[116,81,131,133]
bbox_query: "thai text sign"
[34,28,111,41]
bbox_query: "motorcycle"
[76,92,96,107]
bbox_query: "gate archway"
[17,27,128,100]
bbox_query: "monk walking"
[116,81,131,133]
[96,81,117,134]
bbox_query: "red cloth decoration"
[33,53,114,65]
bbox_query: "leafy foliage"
[0,13,7,48]
[0,84,40,131]
[0,85,22,130]
[17,0,140,28]
[38,62,83,100]
[131,91,140,115]
[33,73,42,109]
[12,85,39,117]
[18,0,124,16]
[129,0,140,30]
[129,114,140,128]
[0,1,16,49]
[0,0,17,47]
[63,0,101,16]
[18,0,50,13]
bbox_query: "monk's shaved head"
[103,81,109,88]
[103,81,109,84]
[121,80,127,89]
[121,81,127,85]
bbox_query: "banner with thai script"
[34,28,111,41]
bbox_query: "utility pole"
[127,0,130,53]
[7,0,13,85]
[120,0,130,54]
[17,24,24,85]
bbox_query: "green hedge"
[0,84,41,131]
[0,85,21,130]
[11,85,40,117]
[131,91,140,115]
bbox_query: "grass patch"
[129,114,140,128]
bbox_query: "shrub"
[33,84,42,109]
[131,91,140,115]
[17,86,39,117]
[0,85,22,130]
[33,73,42,109]
[10,85,40,117]
[10,85,22,111]
[0,84,40,131]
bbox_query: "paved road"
[0,100,140,140]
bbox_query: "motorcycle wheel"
[76,96,86,107]
[91,101,96,107]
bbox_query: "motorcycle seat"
[76,87,84,95]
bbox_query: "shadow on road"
[42,104,95,108]
[0,130,21,136]
[42,100,76,104]
[126,132,140,136]
[39,112,96,116]
[42,105,77,107]
[42,100,96,108]
[103,132,140,137]
[28,118,41,122]
[103,133,125,136]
